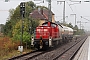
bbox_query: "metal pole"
[63,1,65,24]
[57,1,65,24]
[71,14,76,26]
[80,21,81,30]
[48,0,52,22]
[75,14,76,26]
[21,10,23,47]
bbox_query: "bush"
[0,37,20,56]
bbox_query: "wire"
[0,10,9,11]
[66,1,74,13]
[81,16,90,21]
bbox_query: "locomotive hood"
[35,26,51,39]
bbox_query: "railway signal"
[20,2,25,18]
[19,2,26,53]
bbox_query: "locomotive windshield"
[42,22,57,27]
[42,24,48,26]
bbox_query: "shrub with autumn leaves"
[0,37,20,56]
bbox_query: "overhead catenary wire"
[66,1,81,26]
[81,16,90,22]
[0,10,9,11]
[66,1,74,13]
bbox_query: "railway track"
[9,35,88,60]
[53,35,88,60]
[9,45,59,60]
[9,50,45,60]
[30,35,88,60]
[9,48,54,60]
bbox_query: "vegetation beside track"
[0,36,33,60]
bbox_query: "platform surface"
[73,36,90,60]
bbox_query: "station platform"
[73,36,90,60]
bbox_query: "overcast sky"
[0,0,90,31]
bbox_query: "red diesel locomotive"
[31,21,73,50]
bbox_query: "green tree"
[67,23,73,29]
[3,1,36,37]
[29,17,39,34]
[3,20,12,37]
[36,6,48,9]
[0,24,4,33]
[3,1,47,48]
[12,17,39,47]
[73,25,79,35]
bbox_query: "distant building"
[30,8,55,25]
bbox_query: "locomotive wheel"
[37,47,40,50]
[62,37,65,43]
[42,46,48,50]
